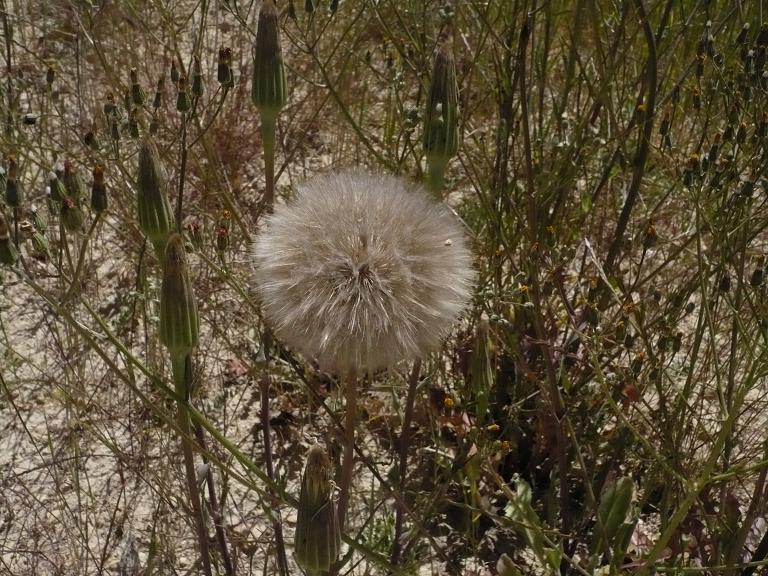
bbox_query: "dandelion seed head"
[252,169,474,373]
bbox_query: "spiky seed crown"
[251,169,474,373]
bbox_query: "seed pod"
[91,164,108,213]
[217,47,233,88]
[215,226,229,251]
[176,75,191,112]
[130,68,145,106]
[5,156,23,208]
[192,56,204,98]
[696,54,705,78]
[750,267,764,287]
[137,138,175,252]
[330,0,339,13]
[757,23,768,47]
[294,445,340,573]
[129,108,141,138]
[424,42,459,162]
[63,160,86,204]
[719,272,731,293]
[0,214,17,266]
[304,0,314,12]
[659,110,670,136]
[159,233,199,355]
[60,196,84,233]
[46,65,55,86]
[251,0,288,115]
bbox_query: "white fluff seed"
[251,169,474,373]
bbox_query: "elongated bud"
[192,56,204,98]
[469,313,494,427]
[0,213,17,266]
[171,60,180,84]
[49,172,66,203]
[137,138,174,252]
[91,164,108,213]
[60,196,84,233]
[424,43,459,158]
[160,233,199,355]
[217,47,234,88]
[176,75,191,112]
[295,445,340,573]
[153,75,165,109]
[5,156,24,208]
[251,0,287,115]
[130,68,145,106]
[63,160,87,205]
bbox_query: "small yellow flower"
[546,225,556,234]
[486,423,500,433]
[501,440,511,452]
[519,284,529,295]
[443,396,455,409]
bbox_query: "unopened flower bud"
[5,156,23,208]
[251,0,288,115]
[294,445,340,573]
[130,68,145,106]
[91,164,108,213]
[217,47,233,88]
[176,76,191,112]
[137,138,175,253]
[159,233,199,355]
[192,56,204,98]
[60,196,84,233]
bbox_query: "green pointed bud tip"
[160,233,200,354]
[252,0,287,114]
[91,164,108,213]
[424,42,459,161]
[137,139,174,242]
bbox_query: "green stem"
[427,155,447,197]
[337,370,358,533]
[171,352,213,576]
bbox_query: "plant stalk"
[337,369,358,533]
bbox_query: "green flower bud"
[91,164,108,213]
[130,68,145,106]
[424,43,459,162]
[176,76,191,112]
[137,138,175,252]
[170,60,180,85]
[159,233,199,355]
[63,160,86,204]
[49,173,66,203]
[251,0,287,115]
[192,56,204,98]
[5,156,23,208]
[0,214,16,266]
[60,196,84,233]
[295,445,340,573]
[153,75,165,109]
[217,47,234,88]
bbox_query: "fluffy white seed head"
[251,169,474,374]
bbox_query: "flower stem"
[391,359,421,565]
[261,110,277,214]
[337,370,358,533]
[171,352,212,576]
